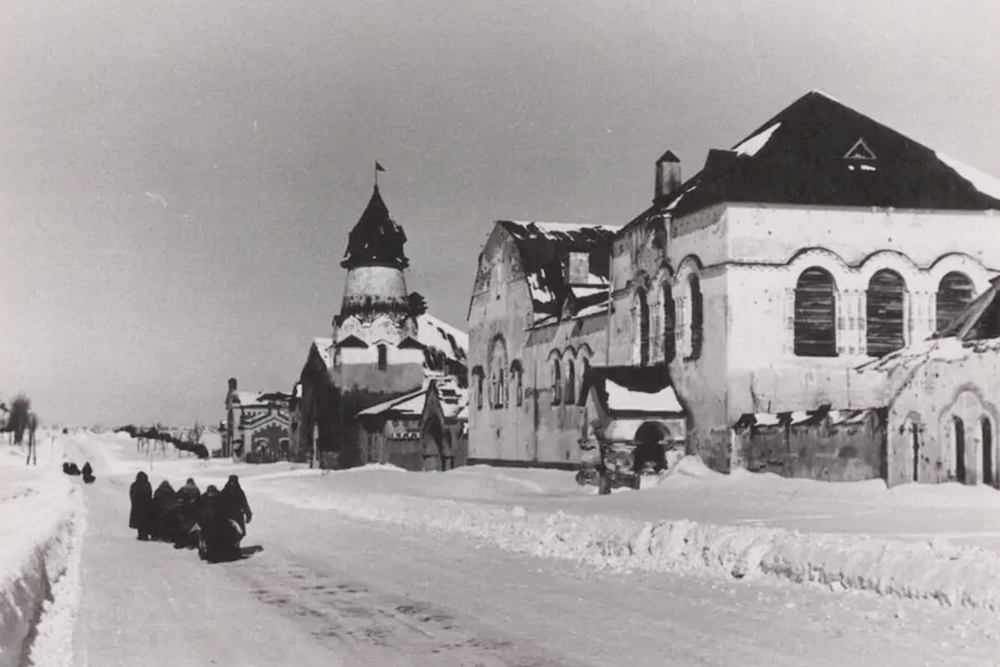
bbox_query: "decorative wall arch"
[785,246,852,279]
[927,253,993,294]
[856,250,923,289]
[674,254,705,283]
[937,383,1000,484]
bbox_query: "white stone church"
[468,90,1000,484]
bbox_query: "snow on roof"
[754,413,781,426]
[605,379,683,413]
[733,122,782,157]
[313,337,333,366]
[497,220,619,325]
[416,313,468,364]
[644,90,1000,221]
[356,388,428,418]
[936,152,1000,201]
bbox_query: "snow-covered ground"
[0,432,86,667]
[62,432,1000,666]
[79,432,1000,613]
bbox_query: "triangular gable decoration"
[844,137,877,161]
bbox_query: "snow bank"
[261,477,1000,612]
[0,435,86,667]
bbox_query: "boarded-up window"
[689,275,703,359]
[565,359,576,404]
[866,269,906,357]
[936,271,974,333]
[637,290,650,366]
[663,283,676,363]
[794,267,837,357]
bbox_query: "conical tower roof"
[341,185,409,270]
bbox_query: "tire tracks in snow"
[227,545,579,667]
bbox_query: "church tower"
[334,184,418,345]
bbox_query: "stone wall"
[886,347,1000,487]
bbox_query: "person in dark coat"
[81,462,95,483]
[220,475,253,537]
[173,478,201,548]
[196,485,237,560]
[128,472,154,541]
[151,480,179,542]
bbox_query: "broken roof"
[859,276,1000,374]
[416,313,468,364]
[578,363,684,417]
[639,90,1000,224]
[341,185,409,270]
[733,406,882,430]
[497,221,620,325]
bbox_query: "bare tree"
[25,412,38,466]
[9,394,31,445]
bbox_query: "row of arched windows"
[471,347,593,411]
[635,274,701,366]
[951,415,994,486]
[793,268,976,358]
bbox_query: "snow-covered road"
[65,437,1000,666]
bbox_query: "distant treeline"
[115,425,210,460]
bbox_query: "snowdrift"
[0,437,86,667]
[260,473,1000,612]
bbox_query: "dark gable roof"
[341,185,409,270]
[497,221,618,324]
[653,90,1000,220]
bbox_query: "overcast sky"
[2,0,999,427]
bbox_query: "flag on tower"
[375,161,386,173]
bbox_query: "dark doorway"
[911,423,920,482]
[954,416,966,483]
[983,417,994,487]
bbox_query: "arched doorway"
[633,421,670,475]
[982,417,994,487]
[423,418,444,471]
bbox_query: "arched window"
[552,358,562,405]
[866,269,906,357]
[498,369,506,408]
[472,367,484,410]
[662,283,676,363]
[510,360,524,407]
[377,344,388,370]
[936,272,975,334]
[982,417,994,487]
[489,336,508,409]
[565,358,576,405]
[688,275,703,360]
[490,372,498,409]
[794,267,838,357]
[953,415,966,483]
[637,289,650,366]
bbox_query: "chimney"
[563,252,590,285]
[655,150,682,202]
[228,377,238,392]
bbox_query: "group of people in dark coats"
[129,472,253,561]
[63,460,96,483]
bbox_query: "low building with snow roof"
[730,405,888,482]
[467,219,619,467]
[354,376,469,471]
[574,363,688,490]
[858,276,1000,487]
[606,89,1000,475]
[292,184,469,468]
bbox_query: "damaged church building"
[291,184,469,470]
[468,89,1000,488]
